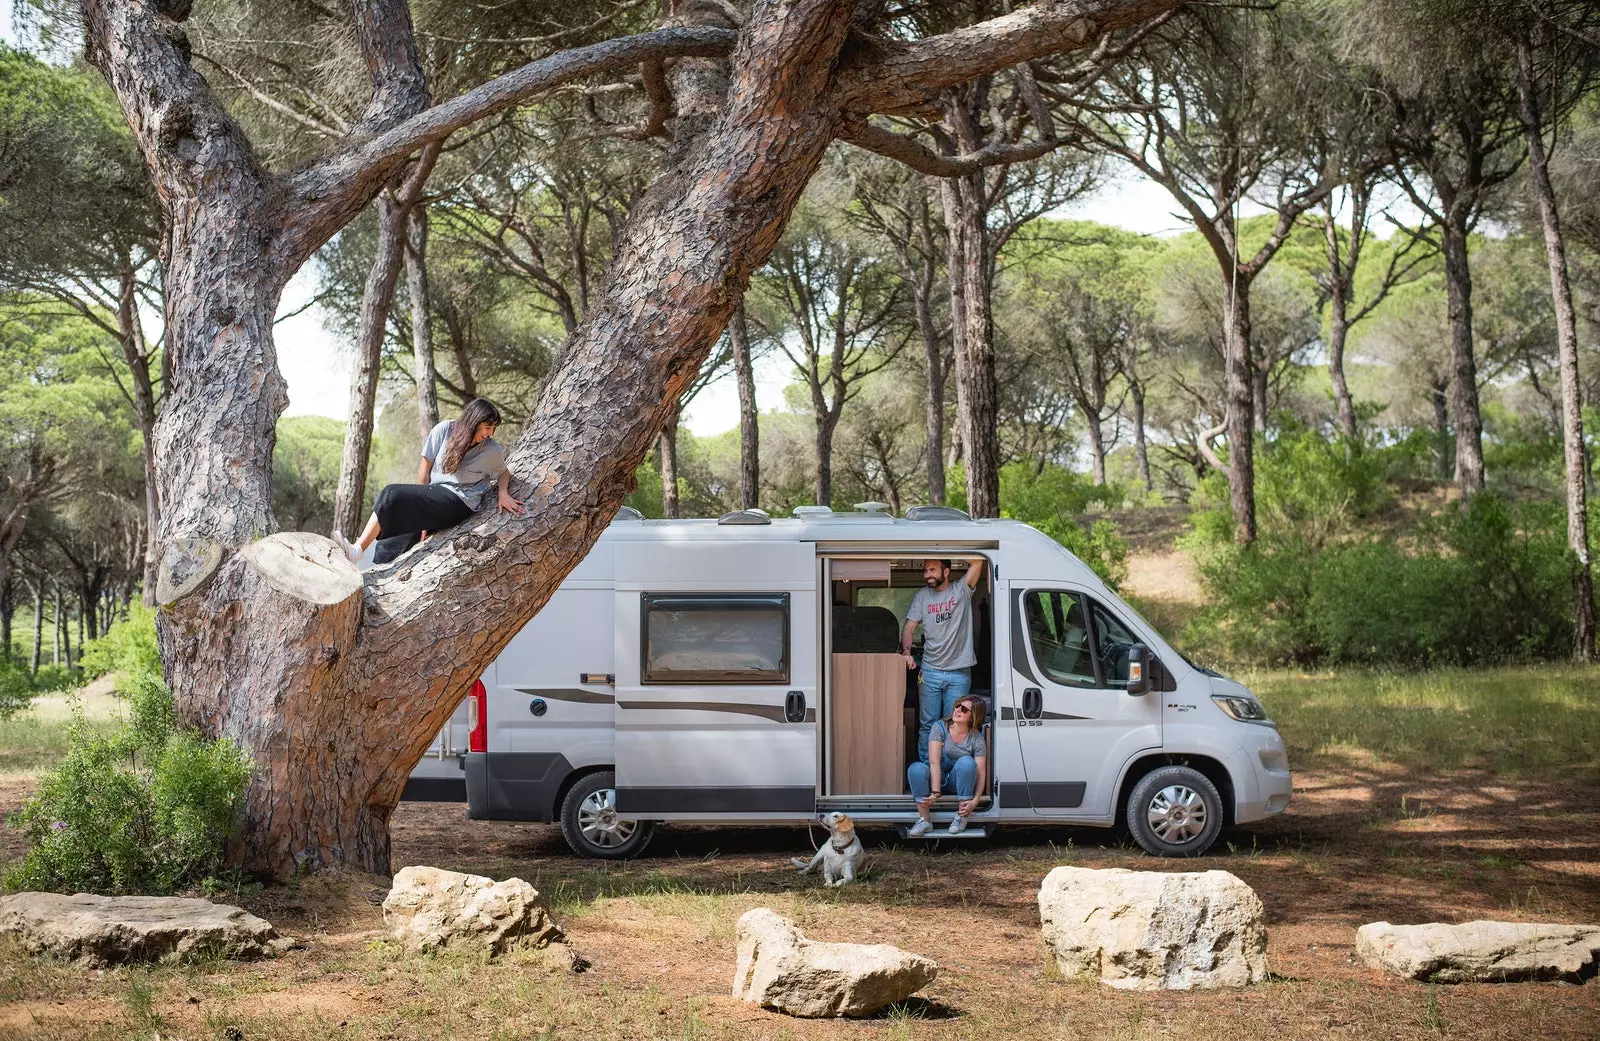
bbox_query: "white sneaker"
[907,818,932,837]
[946,816,968,835]
[332,529,360,564]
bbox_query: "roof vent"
[718,509,772,525]
[792,505,833,517]
[905,505,970,521]
[613,506,645,521]
[854,501,893,514]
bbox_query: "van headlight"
[1212,694,1274,726]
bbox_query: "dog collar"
[831,838,854,852]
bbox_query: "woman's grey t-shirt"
[905,579,977,670]
[929,720,986,761]
[422,420,506,510]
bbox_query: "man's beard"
[925,575,941,587]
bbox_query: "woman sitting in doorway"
[907,694,988,836]
[334,397,523,565]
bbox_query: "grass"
[1243,664,1600,776]
[0,687,122,776]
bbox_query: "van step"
[894,823,990,840]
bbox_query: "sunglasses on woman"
[952,705,970,715]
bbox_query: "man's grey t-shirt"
[422,420,506,511]
[906,579,977,671]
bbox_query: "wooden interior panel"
[831,653,907,795]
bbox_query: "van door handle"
[785,691,806,723]
[1022,687,1042,719]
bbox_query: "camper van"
[405,504,1292,860]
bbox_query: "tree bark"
[1,575,12,666]
[1431,378,1451,479]
[116,262,162,606]
[814,407,839,508]
[407,202,440,440]
[333,194,408,538]
[1516,35,1594,660]
[938,159,999,517]
[1440,211,1486,497]
[1321,222,1358,444]
[913,202,947,505]
[1086,416,1106,487]
[84,0,1182,877]
[1223,279,1257,544]
[657,411,681,519]
[728,304,761,510]
[1131,378,1152,492]
[29,577,42,675]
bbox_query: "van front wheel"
[1126,766,1223,857]
[560,771,654,860]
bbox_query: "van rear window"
[641,594,790,684]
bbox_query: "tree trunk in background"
[814,408,839,508]
[1131,379,1152,491]
[1087,416,1106,487]
[117,264,161,606]
[1517,36,1594,660]
[728,304,761,510]
[910,212,946,505]
[657,411,680,518]
[1222,280,1257,544]
[333,194,408,537]
[1322,226,1358,444]
[407,203,440,438]
[939,169,999,517]
[1251,361,1268,435]
[1,576,12,665]
[29,579,42,675]
[50,583,60,667]
[1440,214,1486,497]
[1431,379,1451,479]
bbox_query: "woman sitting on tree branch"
[335,397,523,565]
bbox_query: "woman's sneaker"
[946,816,968,835]
[907,818,932,837]
[332,530,360,564]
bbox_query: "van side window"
[1090,601,1139,684]
[1022,590,1097,688]
[642,594,789,684]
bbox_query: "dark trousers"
[372,484,474,564]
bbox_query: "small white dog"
[791,811,865,886]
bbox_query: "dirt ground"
[2,756,1597,1041]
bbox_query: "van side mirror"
[1126,644,1153,696]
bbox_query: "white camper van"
[407,504,1292,860]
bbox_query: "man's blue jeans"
[908,753,978,801]
[917,665,972,762]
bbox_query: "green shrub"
[4,670,252,895]
[0,659,77,719]
[77,603,160,680]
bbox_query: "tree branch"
[837,118,1058,176]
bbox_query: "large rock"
[1038,866,1268,990]
[733,908,938,1017]
[1356,921,1600,983]
[0,892,285,967]
[382,866,563,956]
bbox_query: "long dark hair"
[440,398,502,474]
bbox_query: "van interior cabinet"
[830,653,907,795]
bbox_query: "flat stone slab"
[0,892,286,967]
[733,908,938,1017]
[1356,921,1600,983]
[1038,866,1269,990]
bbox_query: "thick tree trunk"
[728,305,761,510]
[1131,379,1152,492]
[939,170,999,517]
[1517,37,1594,660]
[1440,215,1485,497]
[407,204,440,439]
[1222,280,1257,544]
[657,411,681,519]
[333,194,408,538]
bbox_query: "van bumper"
[1228,727,1293,825]
[465,751,572,822]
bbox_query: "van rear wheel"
[560,771,654,860]
[1126,766,1223,857]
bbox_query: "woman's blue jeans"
[917,666,972,762]
[908,754,978,802]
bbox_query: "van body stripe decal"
[617,700,815,724]
[517,688,615,704]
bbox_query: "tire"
[1125,765,1224,858]
[559,771,654,860]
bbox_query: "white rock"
[1356,921,1600,983]
[382,866,563,956]
[1038,866,1268,990]
[733,908,938,1017]
[0,892,286,967]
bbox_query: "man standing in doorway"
[902,557,986,762]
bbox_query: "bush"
[4,670,252,895]
[949,461,1131,587]
[77,603,160,680]
[0,660,78,719]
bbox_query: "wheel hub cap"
[578,788,637,848]
[1147,784,1207,844]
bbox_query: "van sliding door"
[612,541,818,819]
